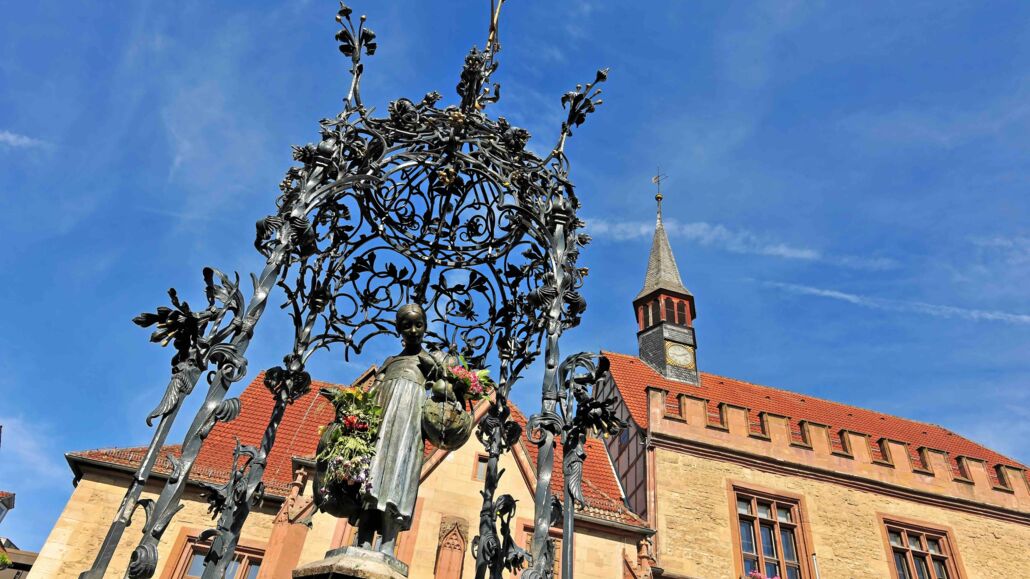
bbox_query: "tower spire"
[632,172,699,384]
[637,174,689,301]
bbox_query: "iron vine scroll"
[80,2,612,578]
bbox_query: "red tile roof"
[508,406,647,528]
[194,371,359,496]
[69,370,644,528]
[605,351,1026,486]
[69,371,373,498]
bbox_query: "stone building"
[31,199,1030,578]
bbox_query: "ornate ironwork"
[81,1,613,578]
[557,354,627,579]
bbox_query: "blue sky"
[2,0,1029,551]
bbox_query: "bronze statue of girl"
[355,303,444,556]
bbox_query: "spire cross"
[651,168,667,221]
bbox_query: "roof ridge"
[67,443,182,458]
[699,369,962,434]
[605,350,969,435]
[603,350,1027,470]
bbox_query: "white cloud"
[0,415,65,484]
[764,280,1030,325]
[0,130,47,149]
[971,235,1030,266]
[585,217,897,271]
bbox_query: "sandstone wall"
[34,439,643,579]
[30,467,277,579]
[655,448,1030,579]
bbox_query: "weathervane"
[652,167,667,218]
[81,2,620,579]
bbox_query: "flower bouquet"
[449,362,493,403]
[313,386,382,519]
[423,357,491,451]
[746,570,780,579]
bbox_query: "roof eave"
[64,452,288,502]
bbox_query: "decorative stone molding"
[646,387,1030,520]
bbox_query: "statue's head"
[396,303,427,349]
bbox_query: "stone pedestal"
[292,547,409,579]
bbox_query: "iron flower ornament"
[81,3,622,579]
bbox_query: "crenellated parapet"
[646,385,1030,520]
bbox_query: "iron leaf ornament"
[83,2,610,578]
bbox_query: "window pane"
[737,498,752,515]
[186,552,206,578]
[246,562,262,579]
[914,557,930,579]
[760,525,777,559]
[744,557,759,573]
[932,559,948,579]
[225,559,241,579]
[894,551,912,579]
[926,538,941,555]
[757,502,773,519]
[765,562,779,578]
[786,565,801,579]
[908,532,922,550]
[780,528,797,562]
[777,506,792,522]
[740,521,756,554]
[889,530,904,547]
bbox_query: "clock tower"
[633,185,699,385]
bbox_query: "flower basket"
[313,386,382,519]
[422,397,473,450]
[422,359,493,450]
[313,420,364,519]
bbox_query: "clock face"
[666,343,695,369]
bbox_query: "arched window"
[665,298,675,324]
[676,301,687,326]
[650,301,661,327]
[434,522,467,579]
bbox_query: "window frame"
[516,520,564,577]
[473,453,490,481]
[727,482,815,579]
[878,515,966,579]
[675,301,687,326]
[160,527,265,579]
[664,298,676,325]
